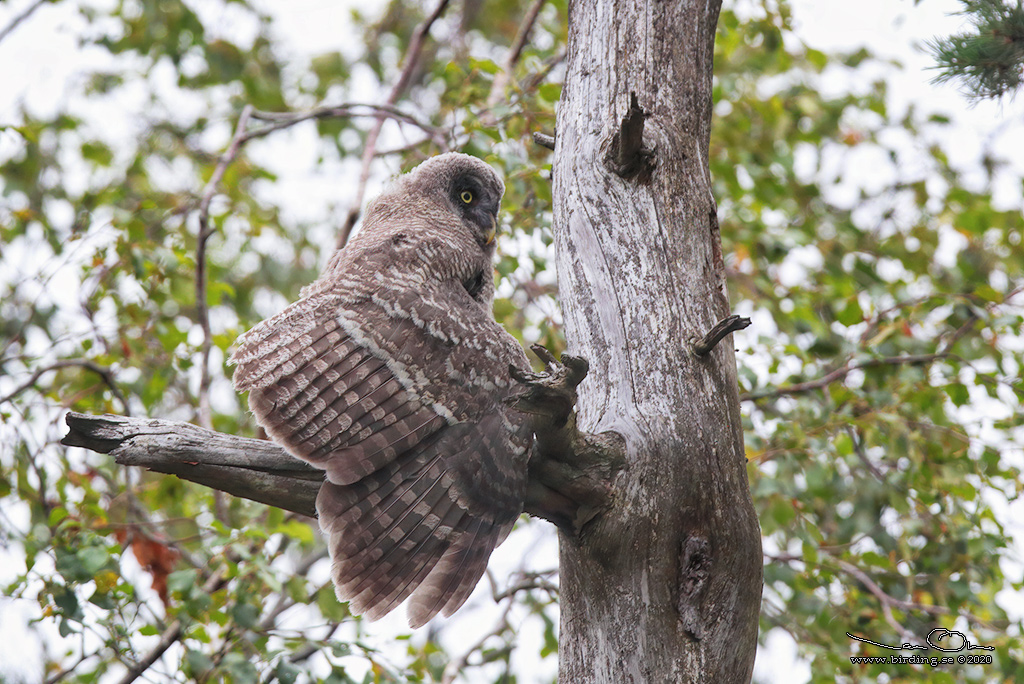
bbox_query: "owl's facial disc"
[450,172,501,248]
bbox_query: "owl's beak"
[485,217,497,245]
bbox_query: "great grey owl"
[231,153,531,628]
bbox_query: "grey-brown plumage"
[231,153,531,628]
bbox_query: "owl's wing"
[231,286,529,628]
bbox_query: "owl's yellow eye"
[460,190,474,204]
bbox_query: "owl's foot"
[507,345,625,536]
[505,344,589,427]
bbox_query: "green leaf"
[974,283,1003,302]
[167,569,199,596]
[231,602,260,629]
[947,382,970,407]
[538,83,562,103]
[275,660,300,684]
[77,545,110,575]
[223,653,258,684]
[836,298,864,326]
[184,649,214,677]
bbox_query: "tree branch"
[482,0,547,120]
[0,358,129,413]
[741,353,946,403]
[114,568,230,684]
[441,598,515,684]
[245,103,444,147]
[0,0,47,45]
[62,412,322,517]
[522,49,565,93]
[532,131,555,150]
[196,105,253,429]
[768,552,999,636]
[339,0,453,248]
[692,314,751,356]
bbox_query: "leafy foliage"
[0,0,1021,683]
[714,4,1023,682]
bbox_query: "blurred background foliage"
[1,0,1022,682]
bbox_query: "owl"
[230,153,532,628]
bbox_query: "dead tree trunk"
[552,0,763,681]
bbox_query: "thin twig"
[522,49,565,93]
[114,569,229,684]
[441,599,515,684]
[0,0,47,45]
[44,651,90,684]
[847,426,887,482]
[768,552,997,634]
[741,353,945,402]
[492,574,559,601]
[244,103,443,147]
[196,105,253,430]
[745,283,1024,403]
[339,0,453,247]
[260,623,342,684]
[482,0,547,120]
[256,549,329,631]
[0,359,129,413]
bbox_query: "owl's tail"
[317,443,514,628]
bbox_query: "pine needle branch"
[927,0,1024,100]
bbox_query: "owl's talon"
[506,347,590,429]
[526,345,589,390]
[529,343,559,366]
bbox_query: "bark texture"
[553,1,763,681]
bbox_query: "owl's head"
[391,152,505,250]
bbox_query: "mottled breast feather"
[231,153,531,628]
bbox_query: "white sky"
[1,1,1022,683]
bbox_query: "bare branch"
[114,569,229,684]
[744,285,1024,404]
[692,314,751,356]
[441,599,515,684]
[244,103,444,147]
[741,353,946,403]
[196,105,253,430]
[61,412,322,517]
[532,131,555,150]
[339,0,453,247]
[0,0,47,45]
[257,549,329,632]
[483,0,548,118]
[197,106,254,241]
[522,49,565,93]
[260,622,342,684]
[44,651,90,684]
[62,368,624,535]
[768,552,999,635]
[0,358,129,413]
[492,571,559,602]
